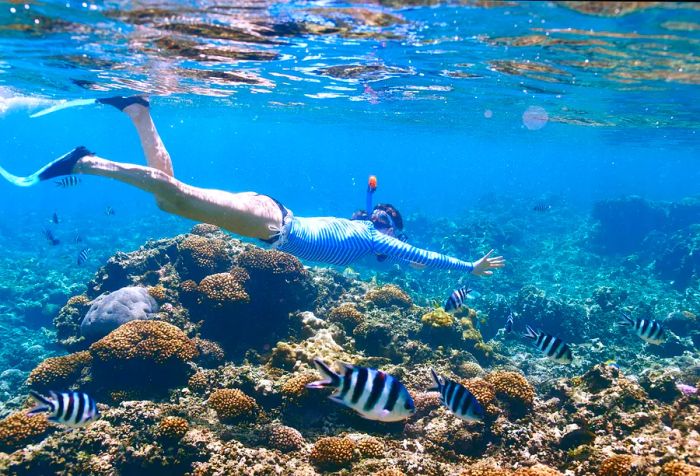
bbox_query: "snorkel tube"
[366,175,377,214]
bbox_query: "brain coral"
[309,436,356,470]
[208,389,259,422]
[155,416,189,441]
[27,350,92,391]
[365,284,412,308]
[486,370,535,418]
[89,320,197,388]
[178,235,232,281]
[81,286,159,341]
[0,411,49,452]
[267,424,305,452]
[464,378,498,416]
[598,455,634,476]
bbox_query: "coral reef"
[155,416,189,441]
[485,370,535,418]
[266,424,305,452]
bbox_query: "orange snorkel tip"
[368,175,377,192]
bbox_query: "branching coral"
[267,424,305,452]
[598,455,634,476]
[155,416,189,441]
[281,372,318,402]
[197,272,250,308]
[208,389,259,422]
[188,371,211,394]
[178,235,232,280]
[309,436,356,470]
[329,303,364,330]
[0,412,49,452]
[365,284,412,308]
[486,370,534,418]
[192,338,225,367]
[661,461,700,476]
[27,351,92,391]
[357,436,384,459]
[89,320,197,389]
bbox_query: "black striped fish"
[105,206,115,216]
[619,312,665,345]
[55,176,81,188]
[306,358,415,422]
[504,312,514,333]
[28,390,99,427]
[429,369,484,422]
[444,287,480,313]
[77,248,91,266]
[523,325,573,364]
[42,228,60,246]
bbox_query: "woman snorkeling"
[0,96,504,275]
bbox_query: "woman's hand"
[471,249,505,276]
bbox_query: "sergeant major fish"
[306,358,415,422]
[444,287,480,313]
[619,312,665,345]
[28,390,99,427]
[429,369,484,422]
[77,247,91,266]
[55,176,81,188]
[523,325,573,364]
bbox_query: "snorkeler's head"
[351,209,370,221]
[371,203,404,236]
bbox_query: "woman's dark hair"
[373,203,404,231]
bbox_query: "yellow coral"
[197,272,250,307]
[365,284,412,308]
[156,416,189,441]
[309,436,356,470]
[598,455,633,476]
[329,304,364,330]
[237,247,308,278]
[27,351,92,390]
[421,308,454,328]
[267,425,305,452]
[662,461,700,476]
[373,470,406,476]
[208,388,259,422]
[269,342,298,370]
[180,279,198,293]
[0,411,49,452]
[90,320,198,365]
[357,436,384,459]
[513,464,562,475]
[460,361,485,379]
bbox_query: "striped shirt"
[275,216,474,272]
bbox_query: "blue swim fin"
[30,99,98,118]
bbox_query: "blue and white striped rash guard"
[273,216,474,272]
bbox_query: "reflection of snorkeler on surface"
[0,96,504,276]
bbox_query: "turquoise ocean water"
[0,1,699,474]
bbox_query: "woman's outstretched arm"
[372,230,505,275]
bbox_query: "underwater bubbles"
[522,105,548,130]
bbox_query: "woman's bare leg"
[122,101,175,177]
[72,155,284,240]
